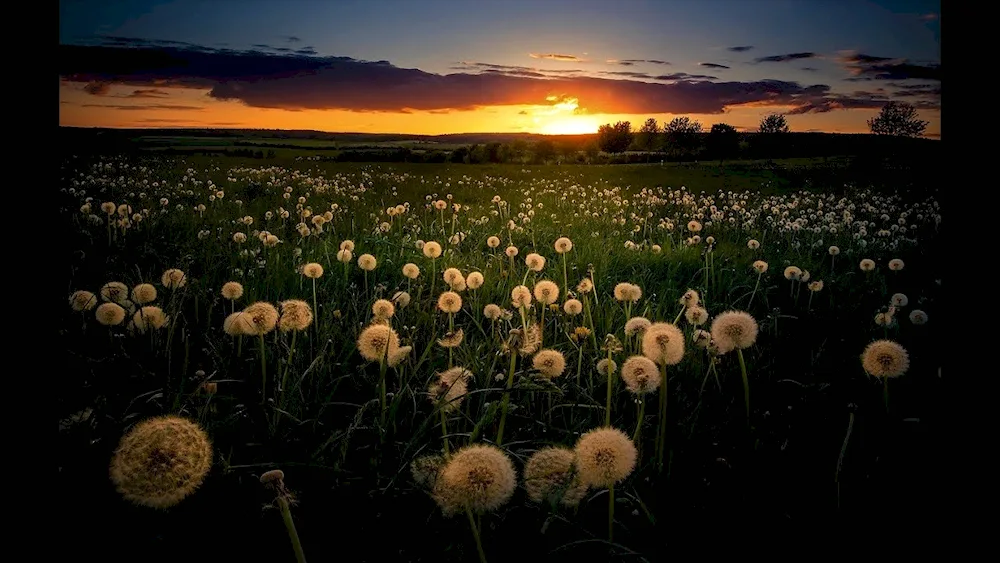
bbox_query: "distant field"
[134,135,467,151]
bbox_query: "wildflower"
[808,281,824,292]
[437,329,465,348]
[487,236,501,248]
[100,281,129,304]
[783,266,802,281]
[241,302,278,335]
[511,285,532,308]
[132,306,169,333]
[109,416,212,509]
[483,303,503,320]
[402,263,420,279]
[614,283,642,302]
[337,249,353,263]
[861,340,910,378]
[563,299,583,315]
[909,309,928,325]
[523,447,588,507]
[223,312,253,336]
[278,300,313,332]
[554,237,573,254]
[710,311,759,354]
[95,302,126,326]
[525,253,546,271]
[433,445,517,516]
[131,283,157,305]
[860,259,876,272]
[574,427,637,488]
[620,356,661,394]
[357,323,400,362]
[221,281,243,301]
[423,241,442,259]
[69,290,98,312]
[624,317,651,336]
[679,289,699,307]
[161,269,186,289]
[641,323,685,365]
[357,254,377,271]
[532,349,566,378]
[302,263,324,279]
[888,259,904,271]
[437,291,462,313]
[747,239,760,249]
[391,291,411,308]
[466,271,484,289]
[596,358,617,377]
[533,280,559,305]
[890,293,908,307]
[752,260,768,274]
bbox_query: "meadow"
[57,154,942,562]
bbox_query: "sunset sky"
[58,0,941,136]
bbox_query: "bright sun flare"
[531,97,601,135]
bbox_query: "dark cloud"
[128,88,171,98]
[699,63,730,69]
[608,59,670,66]
[83,82,111,95]
[728,46,753,52]
[600,71,656,78]
[653,72,718,81]
[755,52,817,63]
[801,67,818,72]
[296,47,318,55]
[284,36,302,43]
[887,83,941,98]
[135,118,189,123]
[839,52,940,81]
[529,53,583,62]
[59,39,925,116]
[81,103,205,111]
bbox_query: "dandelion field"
[58,155,943,562]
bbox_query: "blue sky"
[58,0,941,134]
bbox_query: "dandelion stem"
[633,398,646,443]
[673,305,685,326]
[737,348,750,423]
[748,272,762,308]
[464,506,488,563]
[605,348,614,426]
[608,483,616,542]
[835,410,855,509]
[561,253,568,301]
[259,334,268,404]
[496,350,518,446]
[276,495,308,563]
[311,278,319,338]
[379,356,388,430]
[656,362,668,473]
[441,408,449,456]
[275,330,297,427]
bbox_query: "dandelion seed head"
[221,281,244,300]
[161,269,186,289]
[100,281,130,304]
[563,299,583,315]
[861,340,910,378]
[554,237,573,254]
[753,260,769,274]
[710,310,758,353]
[437,291,463,314]
[241,302,278,335]
[433,445,517,516]
[303,262,324,278]
[624,317,651,336]
[532,349,566,378]
[402,263,420,279]
[525,253,546,272]
[423,241,442,259]
[357,254,377,271]
[620,355,661,394]
[70,290,98,312]
[95,302,126,326]
[533,280,560,305]
[357,323,400,362]
[523,447,588,507]
[279,299,313,332]
[466,271,484,290]
[574,427,637,488]
[131,283,157,305]
[641,322,685,365]
[132,306,169,333]
[483,303,503,320]
[109,415,212,509]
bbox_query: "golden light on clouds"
[59,81,939,137]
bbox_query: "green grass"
[57,154,942,562]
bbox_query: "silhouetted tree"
[450,146,469,163]
[597,121,633,154]
[636,117,661,152]
[758,114,790,134]
[664,116,703,159]
[707,123,740,164]
[485,142,503,163]
[867,101,928,138]
[533,139,557,163]
[583,142,600,163]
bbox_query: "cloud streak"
[699,62,730,69]
[59,39,938,116]
[727,46,753,52]
[607,59,671,66]
[529,53,584,62]
[755,52,817,63]
[838,51,940,81]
